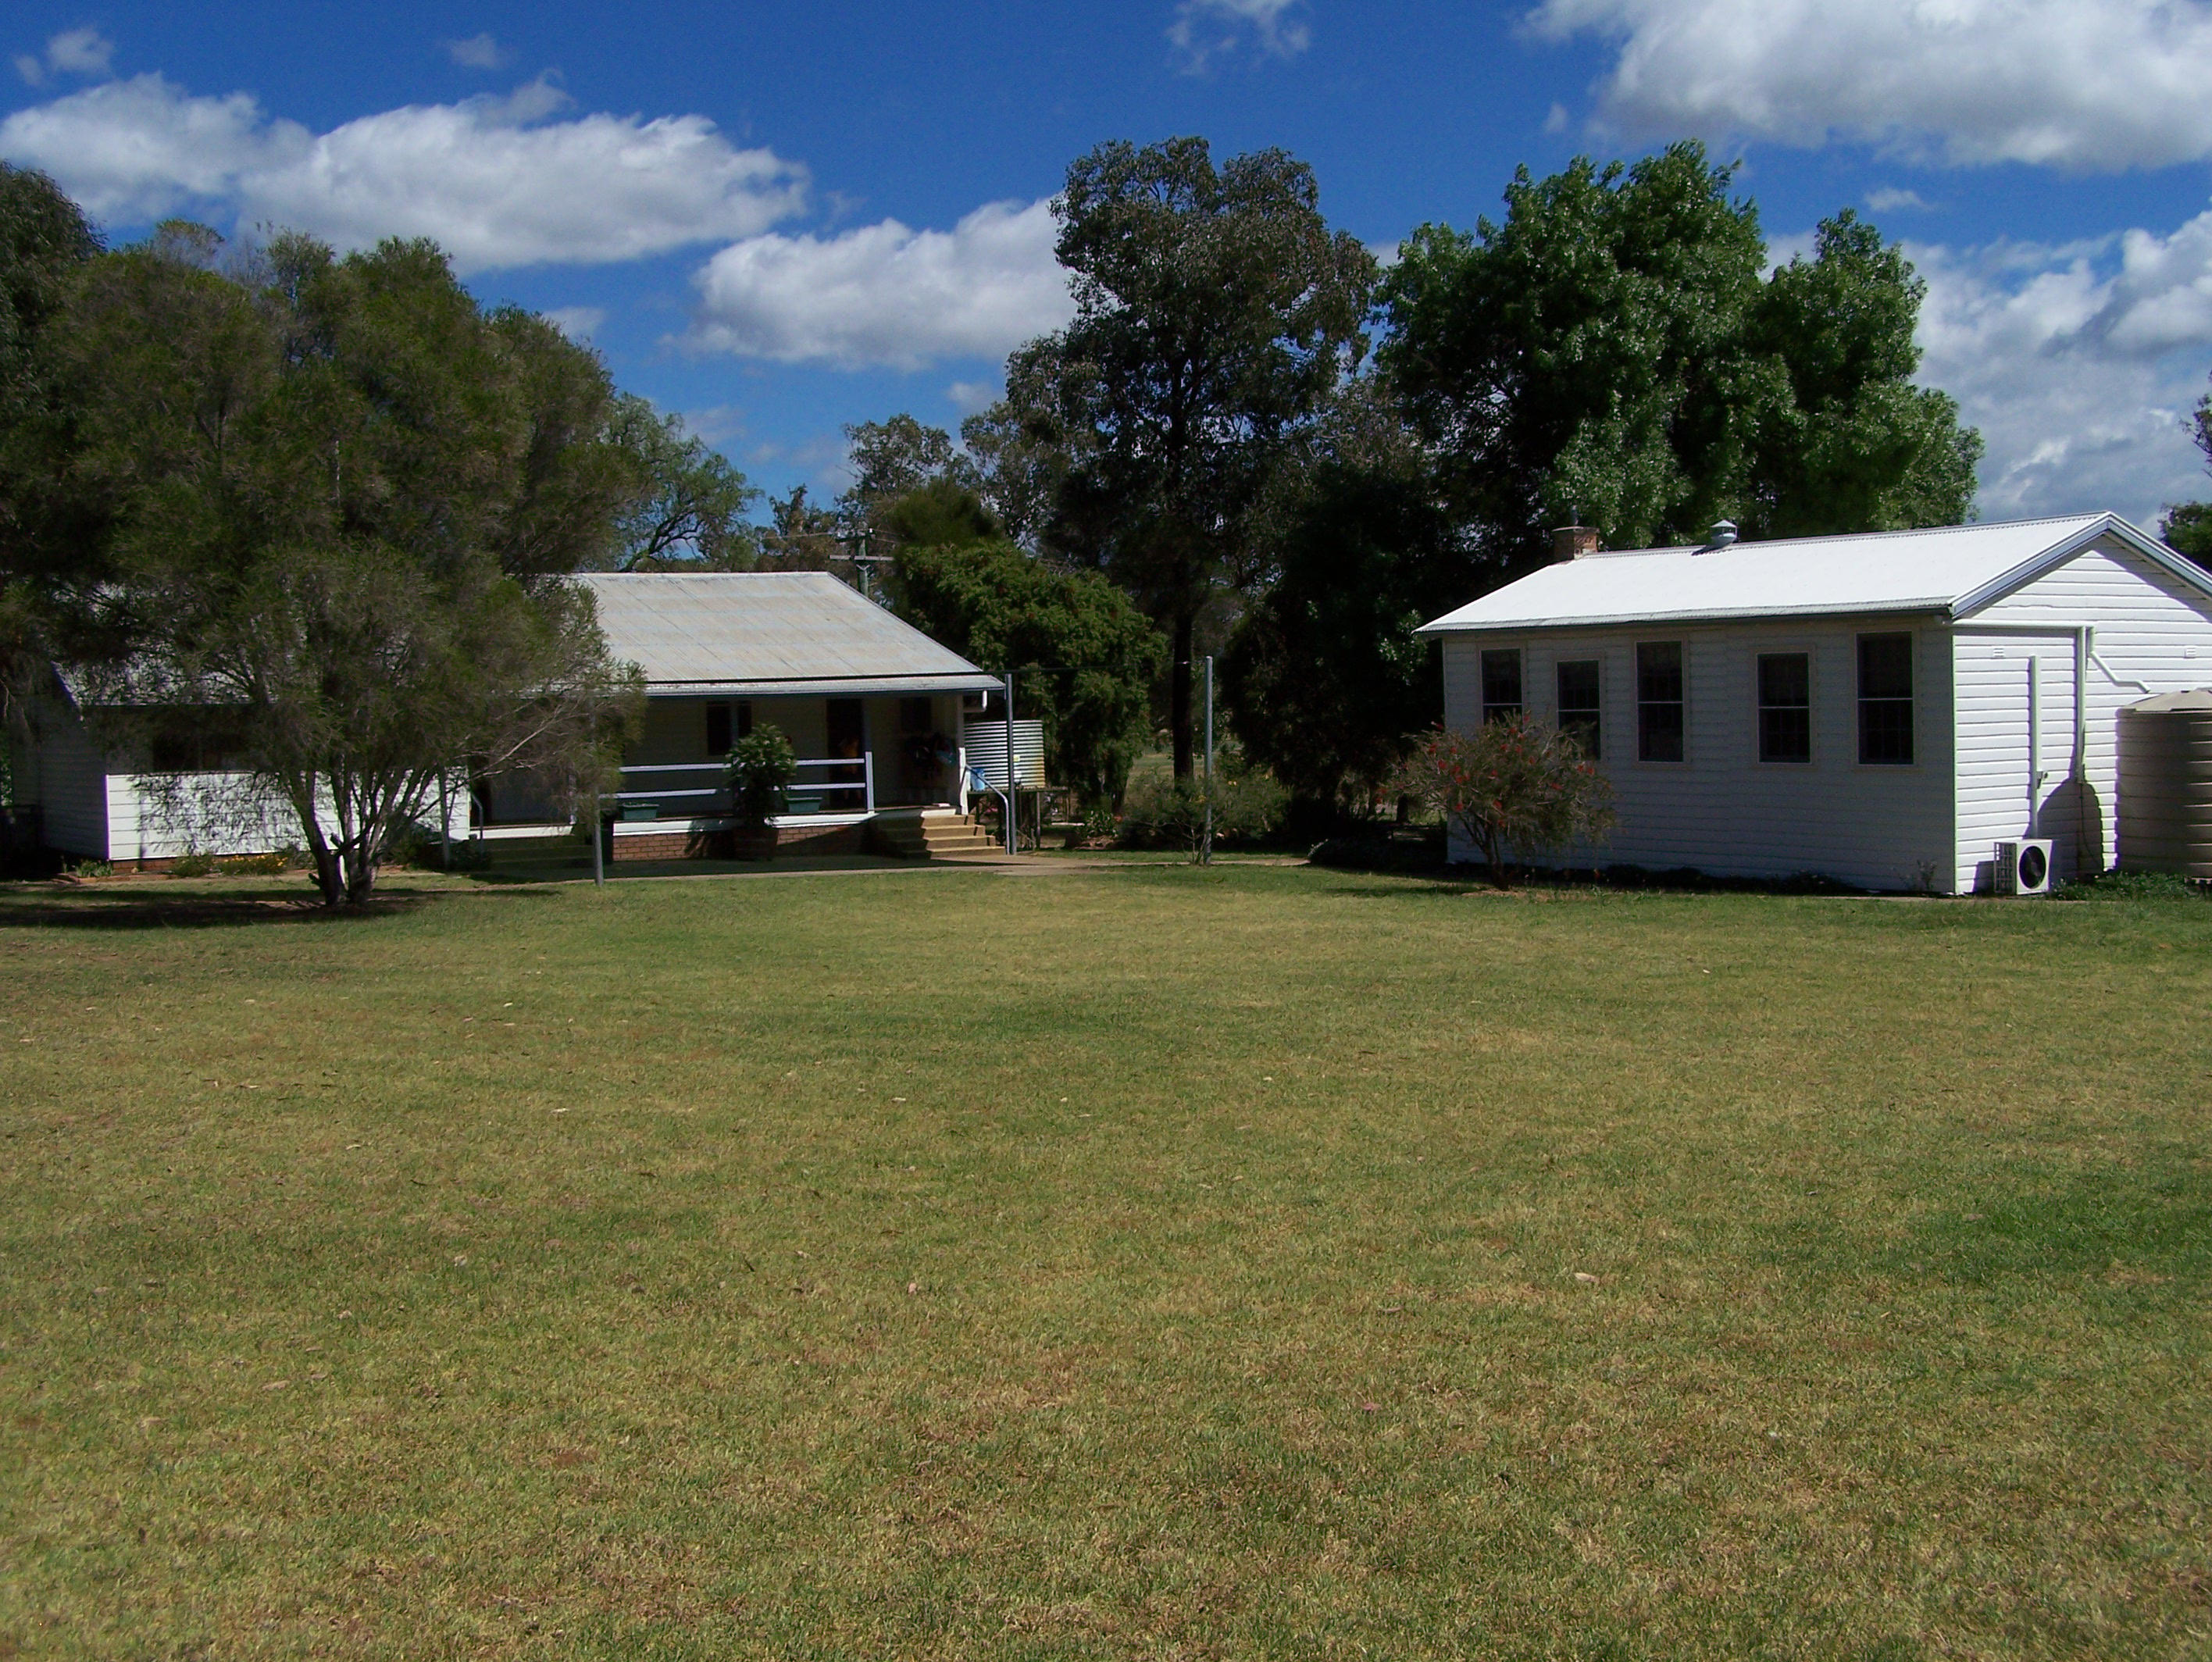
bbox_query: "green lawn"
[2,865,2207,1660]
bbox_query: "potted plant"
[725,723,798,860]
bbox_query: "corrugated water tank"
[2117,690,2212,878]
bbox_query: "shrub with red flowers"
[1393,716,1615,886]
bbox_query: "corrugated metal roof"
[1416,512,2211,634]
[576,571,1000,695]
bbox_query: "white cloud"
[16,25,113,85]
[946,379,999,416]
[1529,0,2212,171]
[1169,0,1311,71]
[1908,216,2212,522]
[541,305,606,342]
[684,198,1074,371]
[1865,187,1933,213]
[444,33,504,70]
[0,73,808,273]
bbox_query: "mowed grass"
[2,865,2208,1660]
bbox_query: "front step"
[871,811,1008,860]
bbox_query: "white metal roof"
[1415,512,2212,635]
[576,571,1000,697]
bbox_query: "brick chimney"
[1552,524,1600,561]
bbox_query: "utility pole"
[1003,669,1018,855]
[1202,654,1215,866]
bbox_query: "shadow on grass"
[0,880,555,930]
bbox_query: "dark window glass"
[1757,652,1811,763]
[1636,641,1685,761]
[737,701,754,740]
[705,703,732,757]
[1481,648,1523,722]
[1556,659,1601,758]
[1857,633,1914,764]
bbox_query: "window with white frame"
[1556,659,1601,758]
[1757,653,1811,763]
[1481,648,1523,722]
[1636,641,1685,761]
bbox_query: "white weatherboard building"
[1416,513,2212,893]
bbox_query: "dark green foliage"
[877,479,1000,555]
[50,224,643,904]
[726,722,798,826]
[2160,501,2212,568]
[0,165,103,726]
[1378,143,1979,575]
[1223,442,1466,812]
[2158,388,2212,569]
[1118,765,1287,856]
[1015,137,1376,778]
[842,414,977,518]
[894,539,1161,808]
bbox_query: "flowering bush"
[1393,716,1614,886]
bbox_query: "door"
[826,699,865,801]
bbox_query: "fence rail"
[612,754,875,815]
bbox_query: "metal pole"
[1201,655,1215,865]
[2027,658,2043,838]
[1004,670,1017,855]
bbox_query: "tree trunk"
[1170,611,1194,780]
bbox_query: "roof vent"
[1552,524,1601,561]
[1702,519,1739,552]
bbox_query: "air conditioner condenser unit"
[1993,838,2053,896]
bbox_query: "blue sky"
[9,0,2212,526]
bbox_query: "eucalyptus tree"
[1005,137,1375,779]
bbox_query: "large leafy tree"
[52,226,640,904]
[1008,137,1375,779]
[1378,143,1978,577]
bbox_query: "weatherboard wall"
[1440,618,1956,890]
[1952,534,2212,887]
[23,694,109,858]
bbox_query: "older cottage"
[1415,512,2212,892]
[569,571,1006,860]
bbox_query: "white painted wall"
[106,772,301,862]
[1440,614,1957,890]
[1954,534,2212,887]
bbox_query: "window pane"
[1639,701,1685,762]
[1757,652,1809,710]
[1557,659,1600,758]
[1636,642,1684,761]
[1481,648,1523,719]
[1757,653,1811,763]
[1858,633,1913,699]
[705,703,732,757]
[1857,634,1914,763]
[1760,707,1811,764]
[1636,641,1682,703]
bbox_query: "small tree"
[726,722,797,837]
[1393,717,1614,886]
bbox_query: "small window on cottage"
[1556,659,1601,758]
[1857,633,1914,764]
[705,703,733,757]
[737,702,754,740]
[1757,653,1811,763]
[1480,648,1523,722]
[1636,641,1685,761]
